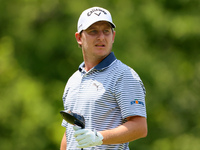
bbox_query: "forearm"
[60,132,67,150]
[100,116,147,145]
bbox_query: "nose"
[97,31,105,41]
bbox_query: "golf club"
[60,109,85,150]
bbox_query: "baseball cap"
[77,7,116,33]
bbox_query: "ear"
[75,32,82,45]
[112,31,116,43]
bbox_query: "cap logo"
[87,8,107,16]
[94,12,101,16]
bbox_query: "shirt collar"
[79,52,116,72]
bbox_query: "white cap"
[77,7,116,33]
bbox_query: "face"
[75,21,116,62]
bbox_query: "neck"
[83,58,102,72]
[81,50,111,72]
[82,53,107,72]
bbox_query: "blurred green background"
[0,0,200,149]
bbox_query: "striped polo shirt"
[62,52,146,150]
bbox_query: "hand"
[73,126,103,148]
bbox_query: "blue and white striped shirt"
[62,52,146,150]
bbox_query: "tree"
[0,0,200,149]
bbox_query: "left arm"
[100,116,147,144]
[73,116,147,148]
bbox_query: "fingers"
[77,143,91,148]
[73,129,94,148]
[74,129,89,138]
[75,131,88,141]
[73,127,103,148]
[77,137,89,145]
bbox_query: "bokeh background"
[0,0,200,149]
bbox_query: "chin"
[95,50,110,57]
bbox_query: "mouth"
[95,44,105,48]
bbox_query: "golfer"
[60,6,147,150]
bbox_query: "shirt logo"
[93,82,99,90]
[130,99,144,106]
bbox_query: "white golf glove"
[73,126,103,148]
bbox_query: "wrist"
[95,130,103,145]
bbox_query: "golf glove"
[73,126,103,148]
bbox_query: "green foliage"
[0,0,200,149]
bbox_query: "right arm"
[60,132,66,150]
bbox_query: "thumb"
[73,125,82,131]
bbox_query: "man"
[60,6,147,150]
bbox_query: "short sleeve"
[115,67,147,119]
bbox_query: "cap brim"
[79,20,116,33]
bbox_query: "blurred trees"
[0,0,200,149]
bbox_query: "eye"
[103,29,111,34]
[89,30,98,34]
